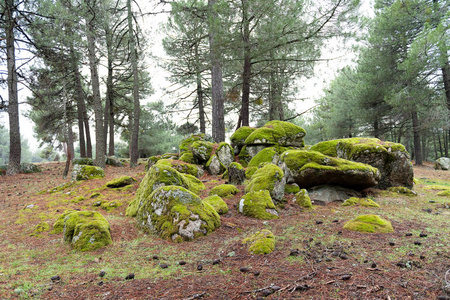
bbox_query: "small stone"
[179,261,187,266]
[408,252,415,257]
[315,220,323,225]
[197,264,203,271]
[420,255,425,260]
[99,270,106,277]
[422,208,432,213]
[47,286,53,291]
[332,219,339,223]
[419,233,427,237]
[371,263,377,268]
[212,259,220,265]
[261,289,272,297]
[51,275,61,282]
[389,241,395,246]
[341,274,352,280]
[125,273,135,280]
[240,267,250,273]
[397,262,406,268]
[414,241,422,246]
[290,249,300,256]
[429,200,436,203]
[270,286,281,291]
[339,254,349,260]
[337,231,342,235]
[160,263,169,269]
[97,281,104,286]
[405,233,413,236]
[152,255,159,260]
[253,271,260,276]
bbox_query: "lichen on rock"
[191,141,214,163]
[242,229,275,255]
[238,190,279,220]
[72,165,105,181]
[216,142,234,168]
[105,176,136,188]
[209,184,240,198]
[72,157,94,166]
[230,126,256,153]
[293,189,313,208]
[244,120,306,147]
[156,159,203,178]
[179,134,207,154]
[388,186,417,196]
[20,163,42,174]
[226,162,246,185]
[343,214,393,233]
[342,197,380,207]
[245,164,285,202]
[285,183,300,194]
[248,147,280,168]
[206,154,226,175]
[203,195,229,215]
[136,186,220,242]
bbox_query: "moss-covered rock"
[72,165,105,181]
[156,159,203,178]
[342,197,380,207]
[245,164,285,202]
[230,126,256,151]
[203,195,229,215]
[136,186,220,242]
[242,229,275,255]
[20,163,42,174]
[245,166,258,179]
[73,157,94,166]
[437,190,450,196]
[311,138,413,189]
[227,162,245,185]
[179,134,207,154]
[105,156,124,167]
[209,184,240,198]
[238,146,251,167]
[58,211,112,251]
[388,186,417,196]
[206,154,226,175]
[126,164,205,217]
[191,141,214,163]
[248,147,280,168]
[105,176,136,188]
[245,120,306,147]
[100,200,122,211]
[293,189,312,208]
[216,142,234,167]
[30,222,50,237]
[434,157,450,170]
[238,190,279,219]
[285,183,300,194]
[179,152,197,164]
[279,150,380,190]
[343,214,394,234]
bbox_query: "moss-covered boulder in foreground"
[245,164,285,202]
[343,214,393,233]
[179,134,207,154]
[206,154,226,175]
[230,126,255,153]
[245,120,306,147]
[311,138,413,189]
[191,141,214,163]
[293,189,313,208]
[342,197,380,207]
[242,229,276,255]
[136,186,220,242]
[209,184,240,198]
[203,195,229,215]
[279,150,380,190]
[126,164,205,217]
[238,190,278,219]
[72,165,105,181]
[179,152,197,164]
[105,176,136,188]
[248,147,280,168]
[56,211,112,251]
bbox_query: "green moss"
[47,182,78,194]
[343,214,394,233]
[342,197,380,207]
[136,186,220,242]
[179,152,197,164]
[424,185,450,191]
[30,222,50,237]
[72,165,105,181]
[90,192,101,198]
[238,190,279,220]
[72,196,86,203]
[179,134,206,153]
[126,164,205,217]
[209,184,240,198]
[156,159,202,177]
[191,141,214,162]
[242,229,275,255]
[244,120,306,147]
[245,164,284,201]
[100,201,122,211]
[285,184,300,194]
[203,195,229,215]
[388,186,417,196]
[20,163,42,174]
[437,190,450,196]
[293,189,312,208]
[230,126,256,147]
[248,147,279,167]
[206,154,226,175]
[72,157,94,165]
[105,176,136,188]
[238,146,250,167]
[145,156,160,171]
[245,166,257,179]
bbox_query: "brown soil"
[0,161,449,300]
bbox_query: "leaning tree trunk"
[6,0,21,175]
[86,15,105,168]
[208,0,225,142]
[412,110,422,165]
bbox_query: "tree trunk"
[195,44,206,134]
[108,108,115,156]
[127,0,140,167]
[104,46,113,156]
[443,62,450,110]
[86,15,105,168]
[240,0,251,126]
[412,110,422,165]
[208,0,225,142]
[6,0,21,175]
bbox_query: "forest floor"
[0,161,449,300]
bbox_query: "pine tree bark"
[195,44,206,134]
[6,0,21,175]
[208,0,225,142]
[86,14,105,168]
[240,0,251,127]
[412,110,422,165]
[127,0,140,167]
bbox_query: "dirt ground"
[0,161,449,300]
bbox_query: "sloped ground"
[0,162,449,299]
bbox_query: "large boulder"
[136,186,220,242]
[72,165,105,181]
[238,190,279,220]
[216,142,234,168]
[179,134,208,154]
[226,162,246,185]
[105,156,124,167]
[230,126,256,154]
[203,195,229,215]
[279,150,380,190]
[191,141,214,163]
[156,159,204,178]
[126,164,205,217]
[245,120,306,147]
[206,154,226,175]
[311,138,413,189]
[307,185,361,205]
[248,147,281,168]
[54,211,112,252]
[434,157,450,170]
[245,164,285,202]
